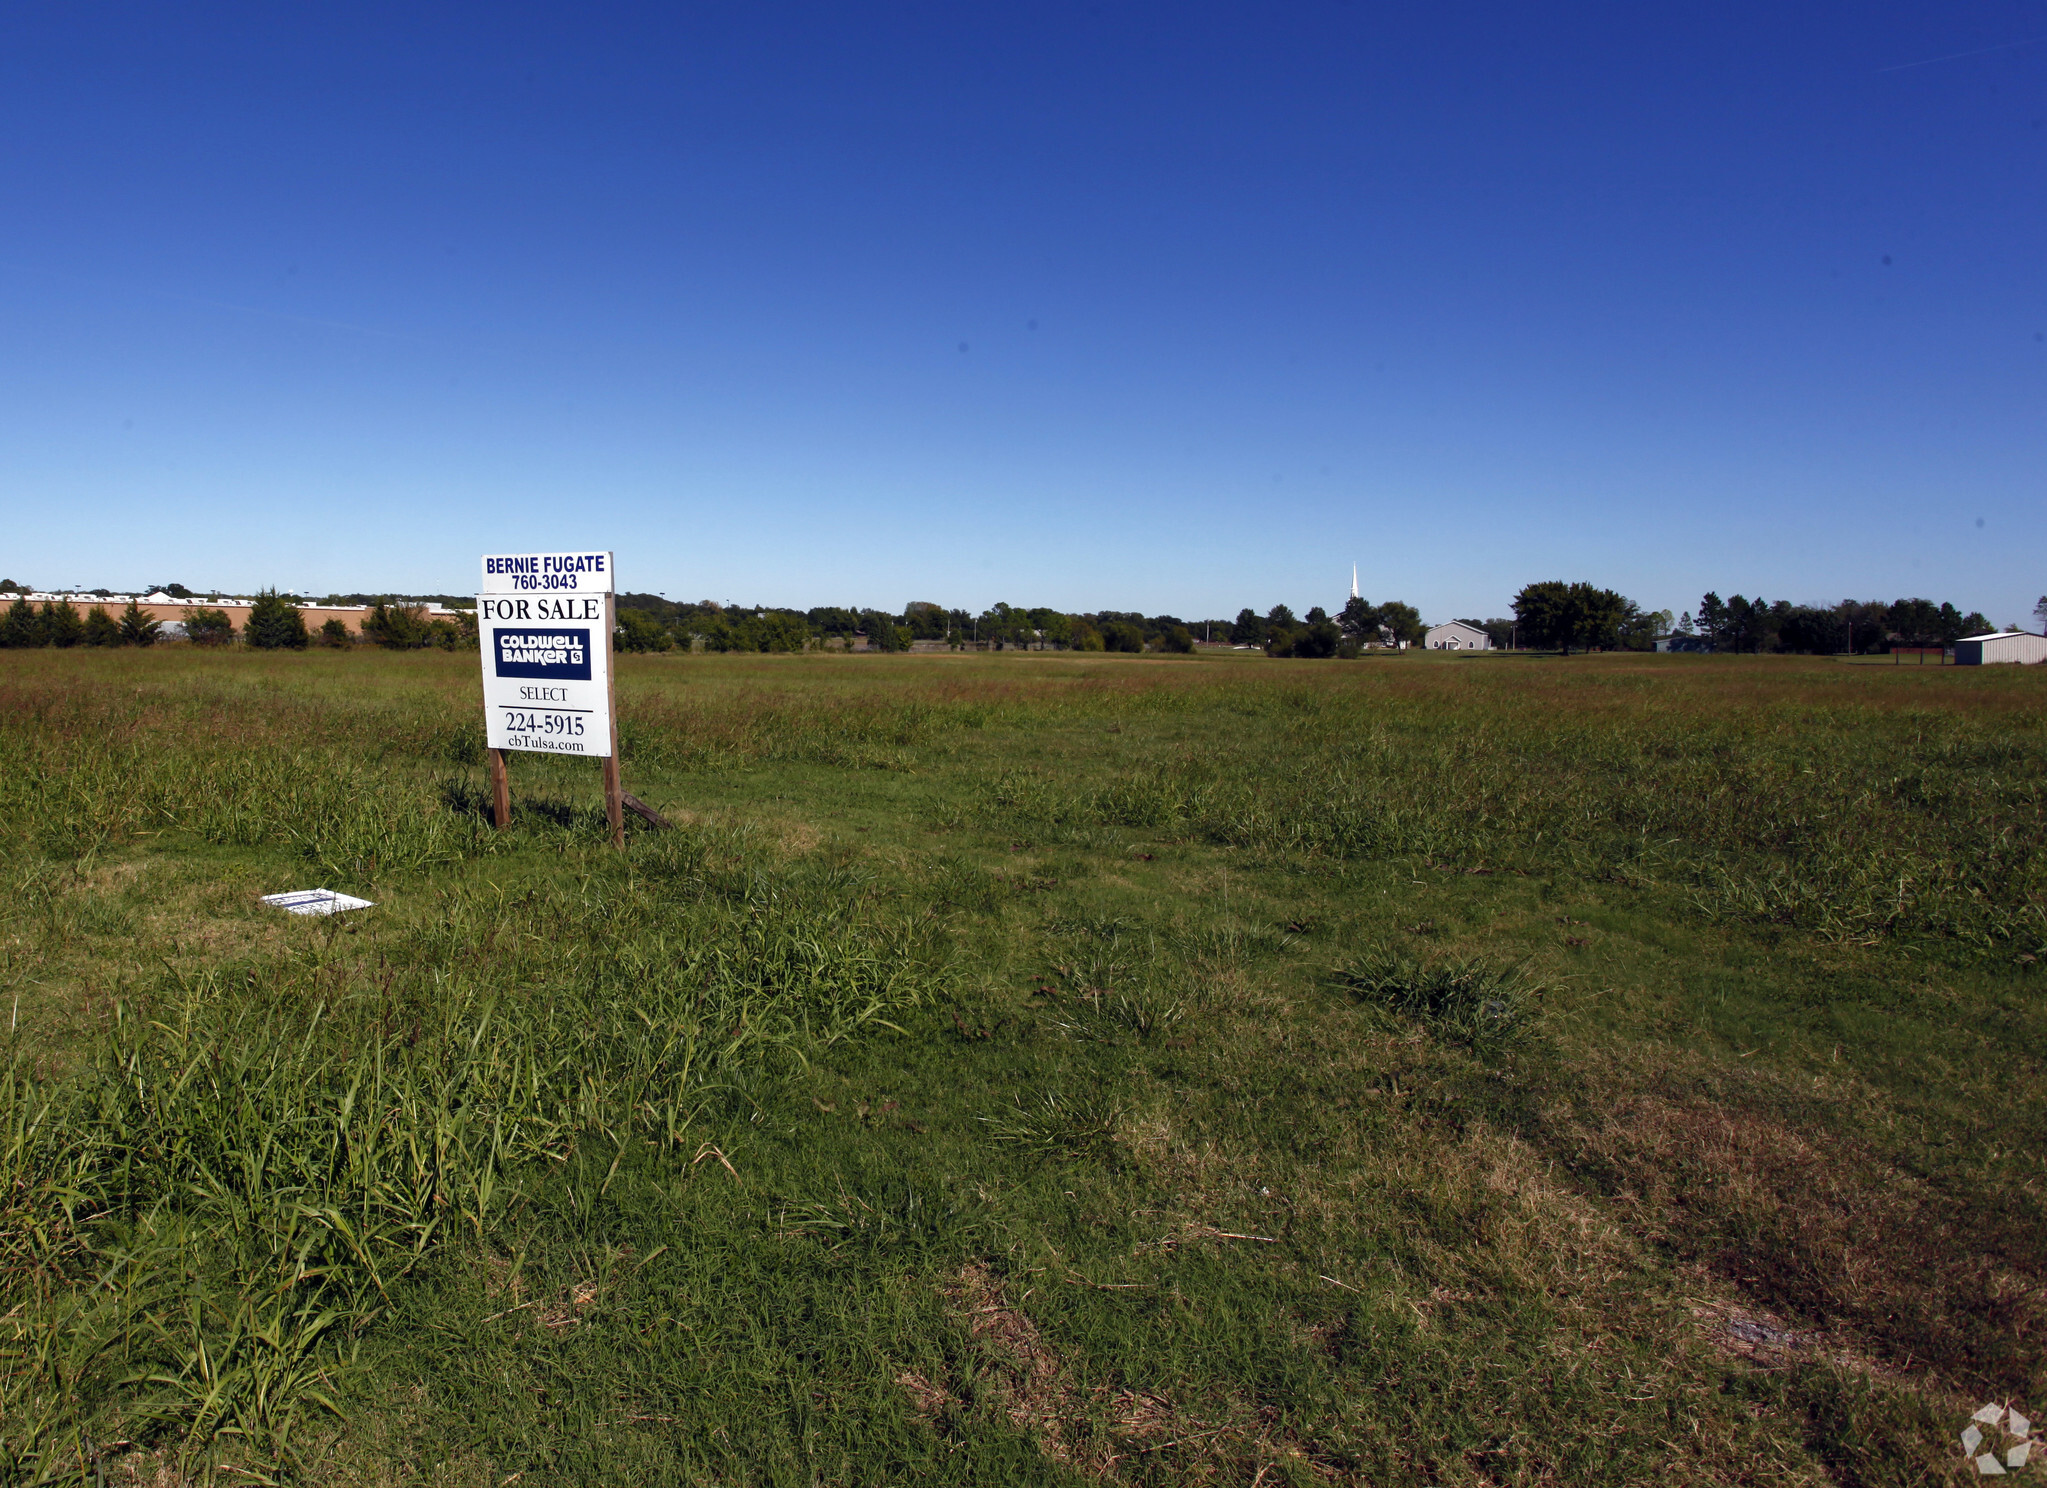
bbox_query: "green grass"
[0,646,2041,1484]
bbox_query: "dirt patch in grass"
[942,1261,1094,1468]
[1562,1085,2047,1395]
[1686,1295,1898,1380]
[932,1263,1222,1474]
[896,1367,955,1424]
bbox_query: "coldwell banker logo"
[493,627,593,681]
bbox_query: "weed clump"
[979,1091,1123,1162]
[1330,949,1533,1046]
[1049,988,1184,1043]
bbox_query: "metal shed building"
[1954,632,2047,666]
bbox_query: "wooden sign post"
[477,551,627,848]
[600,592,624,848]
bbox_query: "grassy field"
[1,646,2042,1485]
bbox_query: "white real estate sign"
[478,551,617,757]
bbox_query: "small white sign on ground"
[260,889,377,916]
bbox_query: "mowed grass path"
[1,648,2041,1485]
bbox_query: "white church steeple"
[1350,565,1359,601]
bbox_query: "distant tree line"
[1,597,164,649]
[0,589,478,652]
[357,602,476,651]
[1220,598,1428,657]
[610,583,2019,661]
[607,595,1413,657]
[1500,582,2013,656]
[4,575,2026,660]
[1670,593,1998,654]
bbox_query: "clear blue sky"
[3,3,2042,626]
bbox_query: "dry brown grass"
[942,1261,1093,1467]
[1561,1081,2047,1393]
[927,1262,1303,1483]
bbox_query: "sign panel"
[480,551,615,594]
[478,592,614,756]
[260,888,377,916]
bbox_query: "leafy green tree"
[1377,601,1425,647]
[82,605,122,646]
[1337,596,1380,642]
[1724,595,1752,651]
[1513,582,1632,654]
[1774,605,1835,655]
[756,612,812,652]
[1140,614,1184,649]
[616,608,673,652]
[1843,600,1886,654]
[41,601,83,648]
[1695,592,1730,650]
[862,609,908,651]
[1102,621,1145,653]
[2,598,42,647]
[1230,608,1266,646]
[244,589,310,649]
[1292,620,1341,658]
[710,609,813,652]
[807,606,860,638]
[1261,604,1302,656]
[119,601,161,647]
[1716,595,1777,653]
[317,617,351,647]
[1515,583,1571,651]
[1618,608,1670,651]
[183,608,235,646]
[1881,598,1958,648]
[364,602,431,649]
[1070,619,1105,651]
[1157,624,1195,653]
[904,601,949,640]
